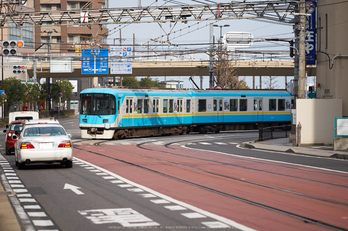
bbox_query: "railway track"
[74,137,348,231]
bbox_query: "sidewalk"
[244,138,348,159]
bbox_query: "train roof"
[80,88,292,98]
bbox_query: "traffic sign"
[81,49,109,74]
[110,47,132,74]
[59,92,63,98]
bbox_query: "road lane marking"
[74,157,256,231]
[78,208,160,227]
[63,183,84,195]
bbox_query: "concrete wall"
[296,99,342,145]
[316,1,348,117]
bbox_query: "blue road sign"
[81,49,109,74]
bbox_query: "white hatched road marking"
[0,155,57,230]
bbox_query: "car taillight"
[58,140,71,148]
[20,142,35,149]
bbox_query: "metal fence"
[258,125,291,141]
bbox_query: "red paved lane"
[74,145,348,231]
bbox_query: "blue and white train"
[79,88,293,139]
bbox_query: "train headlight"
[104,123,111,129]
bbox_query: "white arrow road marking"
[64,183,84,195]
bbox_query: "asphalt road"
[1,116,348,231]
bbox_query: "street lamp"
[43,29,58,53]
[213,24,230,40]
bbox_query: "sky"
[106,0,304,90]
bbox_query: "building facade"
[34,0,108,54]
[316,0,348,116]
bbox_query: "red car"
[3,120,25,155]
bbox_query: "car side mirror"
[67,134,71,138]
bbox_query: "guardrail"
[258,125,291,141]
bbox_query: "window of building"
[22,23,33,47]
[278,99,285,111]
[230,99,238,111]
[240,99,247,111]
[9,23,20,41]
[198,99,206,112]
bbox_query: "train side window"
[269,99,276,111]
[178,99,183,112]
[230,99,238,111]
[110,96,116,114]
[240,99,247,111]
[144,99,149,113]
[137,99,143,113]
[198,99,206,112]
[153,99,159,113]
[254,99,258,111]
[278,99,285,111]
[126,99,129,113]
[117,101,120,115]
[186,99,191,113]
[213,99,217,111]
[219,99,223,111]
[163,99,168,113]
[169,99,174,113]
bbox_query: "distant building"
[159,80,184,89]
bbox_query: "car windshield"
[23,126,67,137]
[10,123,24,132]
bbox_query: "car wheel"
[65,160,73,168]
[18,162,25,170]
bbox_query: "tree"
[263,76,280,89]
[139,78,162,88]
[3,77,26,111]
[122,77,140,87]
[25,83,40,110]
[214,47,249,89]
[55,79,74,102]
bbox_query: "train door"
[214,98,224,123]
[125,97,134,126]
[153,98,159,125]
[253,98,263,122]
[177,98,183,124]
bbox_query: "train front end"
[79,88,118,139]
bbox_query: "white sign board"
[110,47,132,74]
[223,32,253,50]
[50,58,73,73]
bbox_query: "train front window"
[80,94,92,115]
[80,93,116,115]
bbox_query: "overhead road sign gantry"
[0,1,298,27]
[81,49,109,75]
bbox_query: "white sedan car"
[14,119,73,169]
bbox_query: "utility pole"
[209,23,215,89]
[298,0,306,99]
